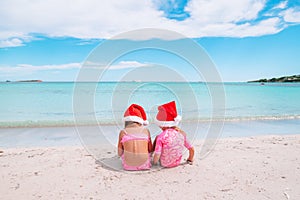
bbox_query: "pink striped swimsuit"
[120,131,151,171]
[154,128,193,168]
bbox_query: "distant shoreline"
[1,78,300,83]
[248,75,300,83]
[5,80,42,83]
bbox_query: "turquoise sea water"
[0,82,300,128]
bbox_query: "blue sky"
[0,0,300,82]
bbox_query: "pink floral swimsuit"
[120,131,151,171]
[154,128,193,168]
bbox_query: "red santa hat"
[123,104,149,126]
[155,101,182,127]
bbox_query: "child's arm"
[117,131,124,157]
[178,129,194,164]
[153,153,160,165]
[147,129,153,153]
[152,136,161,165]
[187,147,194,164]
[152,136,157,152]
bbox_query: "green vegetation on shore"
[5,80,42,83]
[248,75,300,83]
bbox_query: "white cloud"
[84,60,152,70]
[112,28,186,40]
[0,0,296,46]
[185,0,265,23]
[0,38,24,48]
[0,61,151,75]
[232,17,283,37]
[282,8,300,23]
[0,63,81,74]
[0,31,34,48]
[109,61,150,70]
[273,1,288,10]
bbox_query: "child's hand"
[152,160,159,166]
[186,159,193,165]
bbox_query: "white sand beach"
[1,134,300,199]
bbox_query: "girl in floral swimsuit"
[118,104,152,171]
[153,101,194,168]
